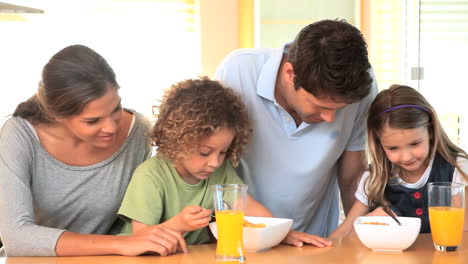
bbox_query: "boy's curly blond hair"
[152,77,252,167]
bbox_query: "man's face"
[277,61,348,124]
[285,86,347,124]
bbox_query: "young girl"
[118,77,332,251]
[330,84,468,238]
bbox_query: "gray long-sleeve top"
[0,109,152,256]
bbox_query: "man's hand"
[282,230,333,248]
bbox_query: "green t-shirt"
[118,156,243,245]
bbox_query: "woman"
[0,45,186,257]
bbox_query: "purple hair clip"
[373,104,430,120]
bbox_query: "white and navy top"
[355,152,468,233]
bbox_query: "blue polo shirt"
[214,46,377,236]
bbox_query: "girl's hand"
[118,224,188,256]
[366,206,391,216]
[176,205,212,233]
[282,230,333,248]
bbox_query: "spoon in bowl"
[381,204,402,226]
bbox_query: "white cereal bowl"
[209,216,293,252]
[354,216,421,252]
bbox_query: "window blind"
[362,0,468,147]
[419,0,468,146]
[366,0,408,91]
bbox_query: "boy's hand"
[176,205,212,233]
[282,230,333,248]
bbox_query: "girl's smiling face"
[379,124,431,180]
[174,127,236,184]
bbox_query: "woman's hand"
[118,224,188,256]
[282,230,333,248]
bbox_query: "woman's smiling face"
[59,87,123,149]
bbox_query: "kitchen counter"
[4,232,467,264]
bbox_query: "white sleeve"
[354,171,371,206]
[213,50,255,94]
[213,50,240,84]
[452,157,468,184]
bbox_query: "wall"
[258,0,358,48]
[199,0,239,77]
[198,0,359,77]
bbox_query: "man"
[214,19,377,244]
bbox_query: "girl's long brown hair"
[365,85,468,208]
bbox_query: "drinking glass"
[212,184,247,262]
[428,182,465,252]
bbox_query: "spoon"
[381,204,402,226]
[211,201,231,221]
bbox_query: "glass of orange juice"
[212,184,247,262]
[428,182,465,252]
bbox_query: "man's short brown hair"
[288,19,373,103]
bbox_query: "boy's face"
[174,127,235,184]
